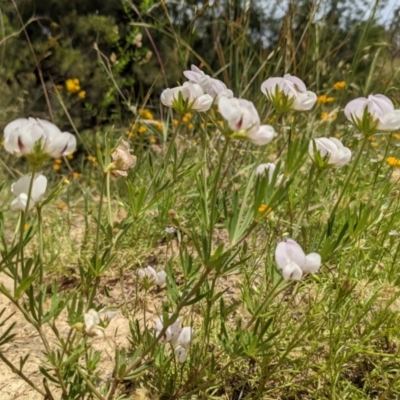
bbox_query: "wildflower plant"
[2,2,400,400]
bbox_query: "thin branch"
[0,351,46,397]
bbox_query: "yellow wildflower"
[24,224,29,231]
[150,137,157,144]
[55,158,62,164]
[140,109,154,120]
[172,119,179,126]
[258,204,274,217]
[72,172,82,179]
[182,113,192,123]
[78,90,86,99]
[87,155,97,164]
[67,153,74,160]
[387,157,400,167]
[334,133,341,138]
[333,81,346,91]
[65,78,81,94]
[392,133,400,140]
[317,95,334,105]
[53,163,61,171]
[371,142,379,148]
[188,123,194,130]
[138,126,147,134]
[258,204,268,213]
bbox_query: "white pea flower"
[172,327,192,363]
[218,97,275,145]
[275,238,321,281]
[308,137,352,168]
[160,82,213,113]
[246,125,275,146]
[260,74,317,112]
[344,94,400,134]
[83,309,104,337]
[72,308,116,337]
[99,308,117,322]
[155,316,192,363]
[183,65,233,101]
[137,266,167,286]
[10,173,47,211]
[4,117,76,159]
[155,315,181,343]
[256,163,284,185]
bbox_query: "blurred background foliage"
[0,0,400,131]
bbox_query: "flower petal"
[174,345,188,363]
[275,239,306,269]
[292,91,317,111]
[10,193,33,211]
[378,110,400,131]
[31,174,48,202]
[247,125,275,145]
[302,253,321,273]
[281,261,303,280]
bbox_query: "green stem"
[15,168,38,291]
[76,366,106,400]
[37,205,45,321]
[331,137,367,217]
[208,139,229,251]
[164,114,183,174]
[318,137,368,247]
[95,173,107,258]
[88,173,107,308]
[106,171,113,228]
[0,351,46,397]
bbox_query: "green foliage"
[2,0,400,399]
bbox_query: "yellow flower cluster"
[333,81,346,91]
[317,95,334,105]
[87,155,98,165]
[52,153,75,171]
[126,109,163,142]
[258,204,273,216]
[140,109,154,120]
[387,157,400,167]
[51,153,82,179]
[53,158,62,171]
[65,78,86,99]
